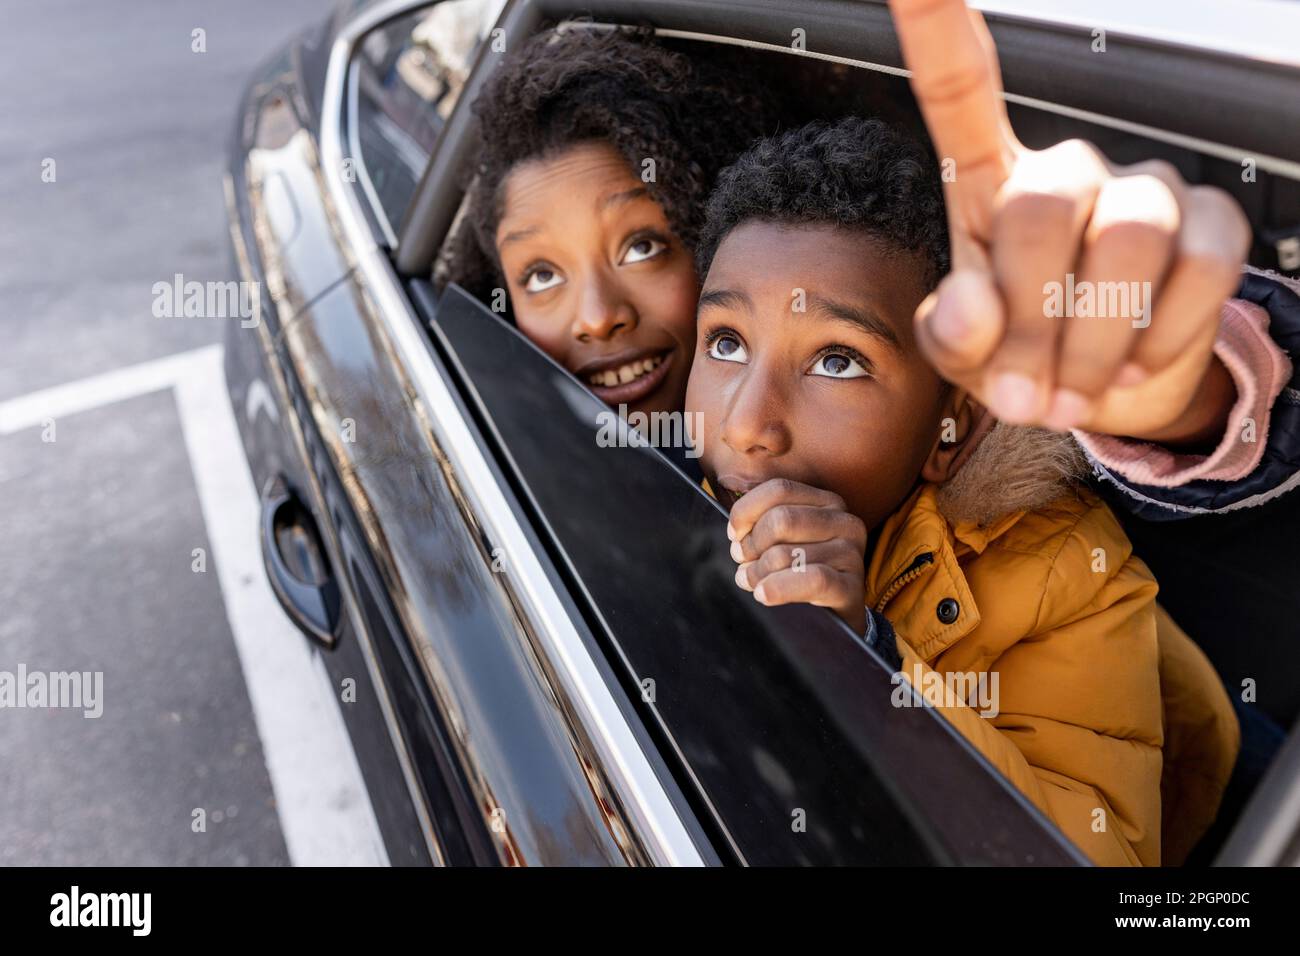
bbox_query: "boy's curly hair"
[695,116,951,289]
[441,25,775,304]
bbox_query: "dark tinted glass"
[353,1,502,233]
[417,280,1084,866]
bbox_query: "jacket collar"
[865,483,1025,662]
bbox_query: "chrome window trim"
[323,0,709,867]
[345,0,500,249]
[347,58,402,248]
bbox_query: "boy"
[685,117,1238,866]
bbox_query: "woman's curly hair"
[440,24,775,305]
[696,116,951,289]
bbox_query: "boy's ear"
[921,387,995,485]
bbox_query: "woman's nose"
[719,370,791,457]
[573,272,637,342]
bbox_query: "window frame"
[394,0,1300,276]
[418,276,1089,864]
[322,0,719,866]
[328,0,1300,865]
[346,0,503,248]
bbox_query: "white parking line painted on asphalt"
[0,344,388,866]
[0,348,207,435]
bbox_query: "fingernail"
[930,298,968,344]
[726,522,737,542]
[1116,362,1148,388]
[989,372,1040,423]
[735,564,752,591]
[1043,388,1092,431]
[754,583,768,604]
[730,540,745,563]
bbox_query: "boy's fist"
[726,478,868,634]
[890,0,1251,443]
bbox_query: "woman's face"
[494,141,700,416]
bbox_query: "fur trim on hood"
[936,422,1090,527]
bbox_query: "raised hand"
[889,0,1250,442]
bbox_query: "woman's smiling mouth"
[578,348,674,405]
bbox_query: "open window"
[350,0,507,244]
[410,276,1085,864]
[353,0,1300,864]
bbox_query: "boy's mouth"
[716,473,765,508]
[578,348,674,406]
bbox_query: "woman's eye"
[810,350,870,379]
[621,236,667,264]
[706,333,748,363]
[524,268,564,293]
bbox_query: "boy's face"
[494,141,699,417]
[686,221,947,533]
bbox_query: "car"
[222,0,1300,865]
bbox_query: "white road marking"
[0,344,388,866]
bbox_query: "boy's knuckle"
[771,477,799,500]
[997,188,1081,243]
[767,505,795,538]
[1092,214,1175,255]
[761,546,792,575]
[1186,249,1240,292]
[809,564,835,591]
[1050,138,1105,173]
[1189,184,1247,234]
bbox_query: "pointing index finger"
[889,0,1019,188]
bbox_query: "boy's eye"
[706,332,748,363]
[524,267,564,293]
[810,349,870,379]
[621,235,667,264]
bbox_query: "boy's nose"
[573,272,637,342]
[719,371,791,457]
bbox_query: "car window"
[351,0,506,240]
[413,278,1085,865]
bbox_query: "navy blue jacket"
[1087,270,1300,730]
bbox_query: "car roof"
[976,0,1300,67]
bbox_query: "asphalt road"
[0,0,383,866]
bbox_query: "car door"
[411,276,1088,864]
[244,0,1300,865]
[393,0,1300,866]
[298,0,1096,865]
[230,0,1084,865]
[229,0,713,866]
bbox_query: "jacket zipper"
[873,552,935,614]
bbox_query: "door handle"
[260,476,342,649]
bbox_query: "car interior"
[351,3,1300,865]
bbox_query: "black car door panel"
[417,279,1087,866]
[274,273,665,865]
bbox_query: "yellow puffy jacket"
[871,480,1239,867]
